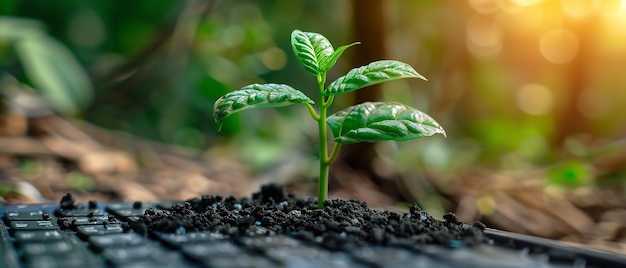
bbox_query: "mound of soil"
[134,184,488,250]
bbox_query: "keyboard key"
[89,233,149,252]
[77,225,125,238]
[25,251,102,268]
[21,236,102,268]
[241,235,360,268]
[56,208,107,217]
[10,220,58,232]
[103,245,159,262]
[238,235,302,250]
[103,245,180,266]
[182,242,276,268]
[14,230,66,243]
[350,246,438,267]
[4,210,47,221]
[266,247,361,268]
[109,257,196,268]
[72,215,114,226]
[182,242,244,258]
[22,240,74,255]
[205,255,276,268]
[106,204,150,219]
[155,231,226,248]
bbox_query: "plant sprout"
[214,30,446,209]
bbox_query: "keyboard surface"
[2,200,626,268]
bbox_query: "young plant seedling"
[214,30,446,209]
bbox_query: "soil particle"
[136,184,488,249]
[60,193,77,210]
[88,200,98,209]
[57,216,77,230]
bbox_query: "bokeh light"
[561,0,601,18]
[221,25,246,48]
[468,0,500,14]
[466,15,503,60]
[516,84,554,115]
[511,0,543,7]
[539,28,579,64]
[260,47,287,70]
[67,9,106,48]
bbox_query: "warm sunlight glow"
[561,0,601,18]
[498,0,525,13]
[598,0,626,51]
[539,28,579,64]
[468,0,499,14]
[506,4,545,32]
[512,0,543,6]
[466,15,503,60]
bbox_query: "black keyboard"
[2,200,626,268]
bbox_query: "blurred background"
[1,0,626,254]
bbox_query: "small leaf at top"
[291,30,334,76]
[326,102,445,144]
[320,41,360,73]
[213,83,314,130]
[324,60,426,96]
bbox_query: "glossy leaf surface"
[291,30,332,76]
[327,102,445,144]
[213,83,313,130]
[325,60,426,96]
[291,30,358,76]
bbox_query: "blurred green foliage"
[546,160,592,188]
[0,17,93,114]
[2,0,349,148]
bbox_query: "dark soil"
[132,184,488,250]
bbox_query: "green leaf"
[320,41,359,73]
[327,102,445,144]
[15,35,93,115]
[324,60,426,96]
[213,83,314,130]
[290,30,333,76]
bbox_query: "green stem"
[323,95,334,108]
[317,73,330,209]
[304,103,320,120]
[327,142,342,164]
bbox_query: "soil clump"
[134,184,488,249]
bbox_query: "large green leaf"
[324,60,426,96]
[15,35,93,115]
[213,83,313,130]
[291,30,333,76]
[327,102,445,144]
